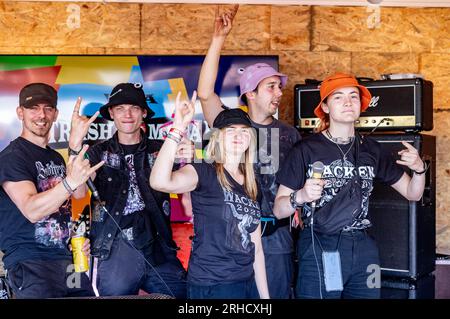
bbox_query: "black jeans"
[7,259,94,299]
[187,277,256,299]
[96,237,187,298]
[295,228,381,299]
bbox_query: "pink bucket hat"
[239,63,288,104]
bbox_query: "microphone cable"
[91,192,178,298]
[310,202,323,299]
[83,151,178,298]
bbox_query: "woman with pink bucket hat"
[274,73,427,299]
[197,5,300,299]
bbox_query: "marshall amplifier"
[294,78,433,132]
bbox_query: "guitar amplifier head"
[294,78,433,132]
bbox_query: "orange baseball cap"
[314,73,372,120]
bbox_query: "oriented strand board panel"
[105,48,206,55]
[351,52,419,79]
[430,111,450,254]
[279,50,351,85]
[270,5,310,51]
[313,6,450,53]
[0,47,90,54]
[142,4,270,51]
[277,51,351,123]
[0,2,140,48]
[421,53,450,110]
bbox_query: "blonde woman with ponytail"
[150,91,269,300]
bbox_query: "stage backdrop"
[0,55,279,221]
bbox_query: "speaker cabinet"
[295,78,433,132]
[366,133,436,279]
[381,274,435,299]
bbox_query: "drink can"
[71,235,89,272]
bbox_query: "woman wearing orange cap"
[274,73,426,299]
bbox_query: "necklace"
[325,130,355,162]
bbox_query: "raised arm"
[198,4,239,127]
[150,91,199,194]
[390,141,426,201]
[68,97,100,198]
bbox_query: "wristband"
[413,162,429,175]
[68,146,81,157]
[167,133,182,144]
[169,127,184,137]
[289,190,302,209]
[62,178,76,195]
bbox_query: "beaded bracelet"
[167,128,183,142]
[169,127,184,137]
[167,132,182,144]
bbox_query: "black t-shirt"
[187,162,262,285]
[252,118,301,253]
[0,137,72,269]
[252,118,301,215]
[277,133,405,230]
[120,143,145,229]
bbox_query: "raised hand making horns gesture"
[69,97,100,152]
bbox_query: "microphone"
[82,152,101,202]
[86,178,100,201]
[311,161,325,209]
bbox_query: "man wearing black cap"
[0,83,103,298]
[70,83,189,297]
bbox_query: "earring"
[143,114,147,118]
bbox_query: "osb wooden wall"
[0,2,449,252]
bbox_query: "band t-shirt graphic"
[0,137,72,269]
[34,160,71,248]
[119,144,146,236]
[123,153,145,216]
[277,133,404,230]
[187,162,262,285]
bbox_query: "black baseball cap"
[213,108,252,129]
[19,83,58,108]
[99,83,155,123]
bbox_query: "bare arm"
[150,92,199,194]
[151,159,198,194]
[250,224,270,299]
[274,179,325,219]
[198,5,239,127]
[390,141,426,201]
[273,184,297,219]
[2,145,103,223]
[181,192,193,218]
[3,180,76,223]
